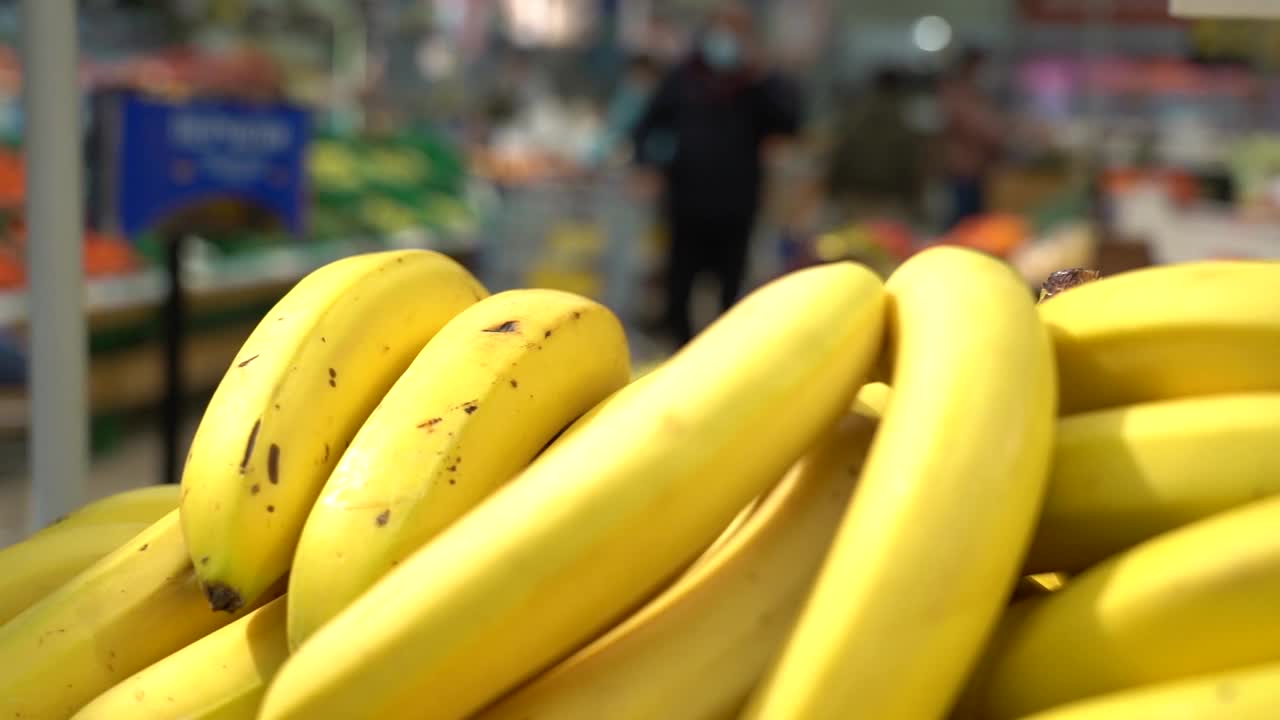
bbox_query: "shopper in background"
[633,1,802,346]
[940,48,1007,229]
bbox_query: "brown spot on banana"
[376,510,391,527]
[237,354,259,368]
[268,444,281,484]
[240,420,261,473]
[205,583,243,613]
[483,320,520,333]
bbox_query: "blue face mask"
[702,29,741,71]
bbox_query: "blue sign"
[114,92,309,237]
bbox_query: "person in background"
[633,1,802,347]
[940,47,1007,229]
[824,68,926,224]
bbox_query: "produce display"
[0,248,1277,720]
[307,131,474,242]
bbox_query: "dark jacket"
[634,57,801,223]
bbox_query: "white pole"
[22,0,88,531]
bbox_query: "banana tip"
[205,582,244,613]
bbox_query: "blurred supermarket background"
[3,0,1280,541]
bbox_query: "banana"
[1038,260,1280,414]
[1026,392,1280,573]
[287,289,630,649]
[34,485,179,537]
[181,250,486,613]
[259,261,886,720]
[72,596,289,720]
[0,522,148,625]
[947,598,1045,720]
[0,510,277,719]
[688,380,891,576]
[478,408,877,720]
[746,246,1057,720]
[978,494,1280,719]
[1016,660,1280,720]
[687,494,762,574]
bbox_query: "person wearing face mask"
[632,1,802,347]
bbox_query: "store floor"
[0,414,200,546]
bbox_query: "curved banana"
[34,485,178,537]
[747,246,1056,720]
[73,596,288,720]
[1017,660,1280,720]
[0,511,276,719]
[687,494,762,575]
[259,261,886,720]
[948,598,1045,720]
[0,522,148,625]
[688,380,890,576]
[479,409,877,720]
[287,289,630,648]
[1027,392,1280,573]
[979,494,1280,719]
[1039,260,1280,413]
[181,250,486,613]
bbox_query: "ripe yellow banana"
[1016,660,1280,720]
[35,484,178,537]
[747,246,1056,720]
[72,595,289,720]
[687,494,762,574]
[1038,260,1280,414]
[1026,392,1280,573]
[478,408,877,720]
[0,522,148,625]
[948,597,1044,720]
[259,261,886,720]
[979,494,1280,719]
[686,380,891,577]
[181,250,486,613]
[0,510,276,719]
[287,289,629,648]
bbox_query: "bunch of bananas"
[1,246,1278,720]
